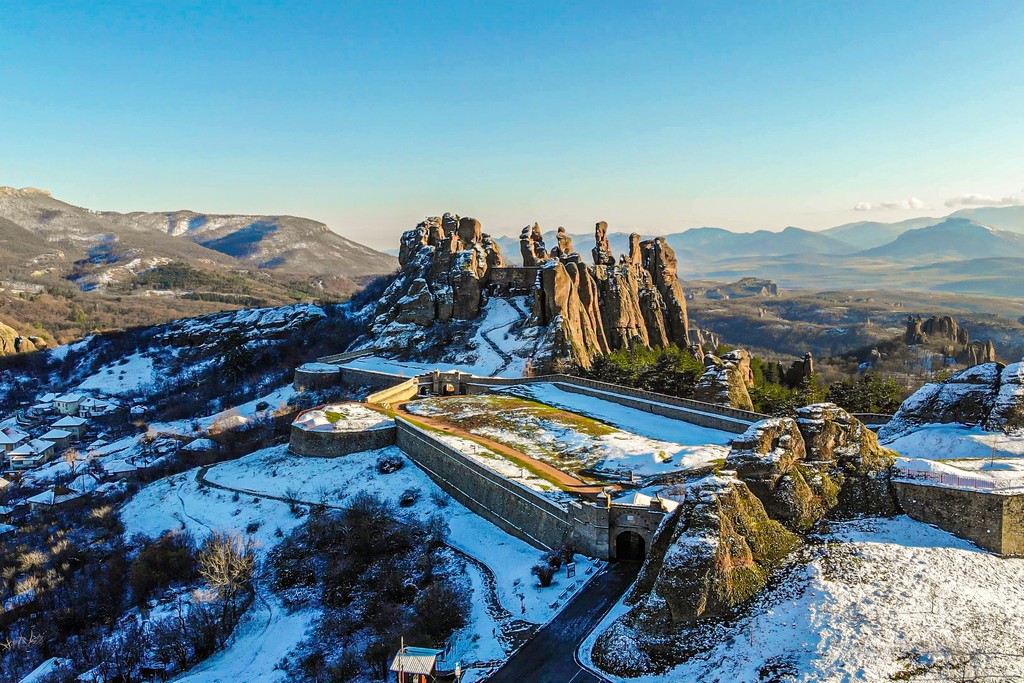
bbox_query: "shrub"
[398,488,421,507]
[129,531,197,604]
[376,454,404,474]
[531,563,555,587]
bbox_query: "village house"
[79,396,116,418]
[54,392,84,416]
[40,428,73,451]
[9,438,56,470]
[26,486,84,510]
[32,392,59,413]
[52,415,87,441]
[0,426,29,453]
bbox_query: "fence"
[894,467,1011,492]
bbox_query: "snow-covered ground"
[291,402,391,432]
[77,351,157,395]
[886,424,1024,488]
[408,394,728,478]
[121,445,596,682]
[348,297,537,378]
[501,383,734,471]
[582,516,1024,682]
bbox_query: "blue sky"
[2,1,1023,250]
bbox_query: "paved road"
[487,561,641,683]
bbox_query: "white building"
[0,426,29,453]
[9,439,56,470]
[54,393,84,416]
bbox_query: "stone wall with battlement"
[487,266,539,294]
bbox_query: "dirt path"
[385,401,612,497]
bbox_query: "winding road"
[486,561,641,683]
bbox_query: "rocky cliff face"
[905,315,998,366]
[529,222,692,368]
[366,214,692,369]
[879,359,1024,440]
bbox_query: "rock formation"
[367,214,693,370]
[692,350,754,410]
[728,406,898,529]
[519,223,549,267]
[0,322,44,356]
[592,474,799,675]
[530,222,692,368]
[592,405,898,676]
[879,359,1024,440]
[904,315,998,366]
[375,213,506,339]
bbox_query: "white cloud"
[944,190,1024,208]
[853,197,927,211]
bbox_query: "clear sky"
[2,1,1023,250]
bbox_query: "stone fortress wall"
[893,481,1024,556]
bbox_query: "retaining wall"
[395,418,579,552]
[893,481,1024,556]
[366,378,420,405]
[467,374,760,433]
[487,267,539,293]
[289,423,396,458]
[294,367,343,391]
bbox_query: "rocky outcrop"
[879,359,1024,440]
[372,213,506,341]
[530,222,692,368]
[592,474,799,675]
[905,315,998,366]
[0,322,43,356]
[727,406,898,530]
[687,277,779,300]
[692,350,754,410]
[367,214,692,370]
[519,223,549,267]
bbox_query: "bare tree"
[197,532,257,628]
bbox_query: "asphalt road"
[486,561,641,683]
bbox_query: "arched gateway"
[615,530,647,561]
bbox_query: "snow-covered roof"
[613,491,680,512]
[11,439,55,456]
[103,460,137,474]
[0,524,15,537]
[69,473,102,494]
[41,429,72,441]
[0,426,29,445]
[389,647,442,675]
[55,393,84,403]
[26,489,84,506]
[0,477,10,489]
[53,416,87,428]
[182,438,217,452]
[0,506,14,516]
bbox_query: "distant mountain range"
[0,187,396,289]
[491,205,1024,297]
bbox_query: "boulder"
[728,407,898,529]
[879,363,1003,441]
[692,352,754,410]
